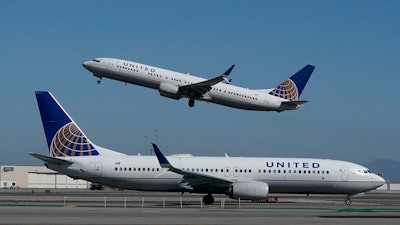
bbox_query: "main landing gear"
[97,78,102,85]
[202,194,214,205]
[188,98,195,107]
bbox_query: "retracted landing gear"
[202,194,214,205]
[188,98,195,107]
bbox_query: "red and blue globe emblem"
[269,79,299,101]
[50,122,98,157]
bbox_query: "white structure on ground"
[1,165,89,189]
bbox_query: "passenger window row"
[182,168,229,173]
[258,169,330,174]
[225,90,257,100]
[117,65,139,73]
[114,167,330,175]
[115,167,160,172]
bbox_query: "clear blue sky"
[1,1,399,166]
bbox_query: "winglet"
[152,143,172,168]
[223,65,235,76]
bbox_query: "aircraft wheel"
[345,198,352,205]
[203,194,214,205]
[189,99,195,107]
[97,79,101,85]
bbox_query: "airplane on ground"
[82,58,315,112]
[30,91,385,205]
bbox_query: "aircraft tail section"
[35,91,99,157]
[268,65,315,101]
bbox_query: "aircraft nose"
[373,174,386,188]
[82,61,91,70]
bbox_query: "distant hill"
[361,159,400,181]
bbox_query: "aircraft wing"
[178,65,235,98]
[28,152,73,165]
[152,144,232,189]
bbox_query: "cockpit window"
[92,59,100,62]
[356,169,370,174]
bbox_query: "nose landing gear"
[97,78,102,85]
[345,197,352,205]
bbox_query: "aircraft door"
[105,59,115,71]
[90,162,102,176]
[341,165,349,181]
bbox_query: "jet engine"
[159,83,181,100]
[228,181,269,200]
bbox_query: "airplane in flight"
[30,91,385,205]
[82,58,315,112]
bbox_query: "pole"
[154,129,158,144]
[144,135,147,155]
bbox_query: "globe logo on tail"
[50,122,99,157]
[269,79,298,101]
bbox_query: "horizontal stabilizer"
[281,100,309,107]
[28,152,73,165]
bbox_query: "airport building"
[0,165,89,189]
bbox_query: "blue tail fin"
[35,91,99,157]
[269,65,315,101]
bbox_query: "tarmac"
[0,189,399,225]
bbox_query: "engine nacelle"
[158,82,181,100]
[228,181,269,200]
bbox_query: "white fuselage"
[49,153,384,196]
[83,58,294,111]
[33,91,383,205]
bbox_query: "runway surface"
[0,189,399,225]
